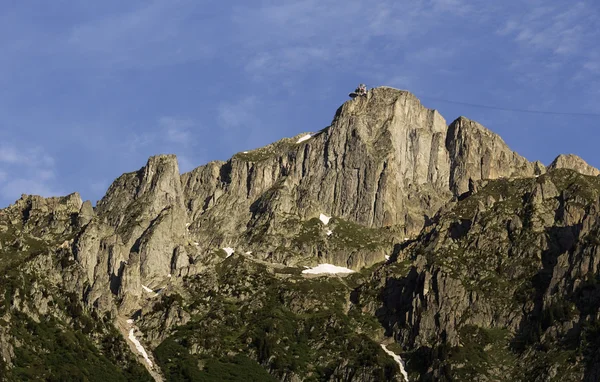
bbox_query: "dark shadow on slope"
[219,161,233,185]
[449,219,472,240]
[109,261,127,295]
[374,267,421,338]
[511,224,581,352]
[388,240,414,263]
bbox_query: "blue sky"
[1,0,599,207]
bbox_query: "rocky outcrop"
[446,116,543,195]
[183,88,453,244]
[548,153,599,176]
[366,170,600,380]
[4,86,600,381]
[74,155,188,315]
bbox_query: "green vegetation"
[0,209,151,381]
[233,138,298,162]
[7,311,151,381]
[293,217,324,246]
[155,261,396,381]
[548,169,600,204]
[291,216,393,252]
[329,218,391,250]
[444,325,515,381]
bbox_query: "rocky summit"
[0,86,599,381]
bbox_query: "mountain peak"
[445,115,539,195]
[548,153,599,176]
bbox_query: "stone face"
[548,153,600,176]
[73,154,188,313]
[446,116,539,195]
[78,200,95,227]
[176,88,550,266]
[4,86,600,381]
[180,88,455,259]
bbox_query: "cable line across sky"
[418,96,600,117]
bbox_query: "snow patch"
[381,344,408,381]
[319,213,331,225]
[302,264,355,275]
[403,238,409,241]
[126,319,134,324]
[296,134,312,143]
[326,229,333,236]
[167,274,172,278]
[142,285,154,293]
[245,251,253,255]
[243,151,248,153]
[223,247,234,258]
[194,242,200,246]
[385,255,390,261]
[128,328,153,367]
[185,223,190,227]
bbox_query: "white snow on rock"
[194,242,200,246]
[142,285,154,293]
[245,251,253,255]
[381,344,409,381]
[326,229,333,236]
[403,238,409,241]
[385,255,390,261]
[319,213,331,225]
[296,134,312,144]
[186,223,190,227]
[302,264,355,274]
[126,319,134,324]
[223,247,234,258]
[167,274,172,278]
[243,151,248,153]
[128,328,153,367]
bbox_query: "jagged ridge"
[1,86,599,381]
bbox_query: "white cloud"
[128,132,156,152]
[583,60,600,74]
[497,2,597,56]
[159,117,194,145]
[1,178,62,201]
[65,0,214,70]
[90,181,109,196]
[232,0,475,79]
[0,142,60,203]
[125,117,195,154]
[0,145,53,167]
[177,155,196,173]
[217,96,258,130]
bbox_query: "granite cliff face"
[179,88,548,269]
[549,154,600,176]
[0,87,599,381]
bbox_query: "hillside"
[0,87,599,381]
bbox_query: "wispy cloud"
[0,141,61,203]
[0,145,54,167]
[498,2,598,58]
[159,117,194,145]
[232,0,475,79]
[118,116,204,174]
[126,116,197,152]
[217,96,258,130]
[65,0,214,70]
[1,179,62,202]
[177,154,195,173]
